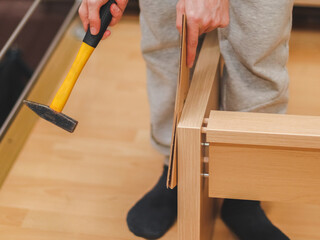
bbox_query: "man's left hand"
[176,0,229,68]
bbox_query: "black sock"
[126,165,177,239]
[221,199,290,240]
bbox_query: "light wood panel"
[206,111,320,149]
[168,15,189,189]
[177,30,220,240]
[295,0,320,7]
[209,143,320,204]
[212,20,320,240]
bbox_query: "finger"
[78,1,89,32]
[102,29,111,40]
[202,17,229,33]
[115,0,128,12]
[199,15,212,35]
[176,13,183,34]
[186,22,199,68]
[202,21,218,34]
[176,1,185,34]
[202,16,227,34]
[202,26,216,35]
[87,0,106,35]
[219,14,230,28]
[109,3,123,26]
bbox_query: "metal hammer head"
[23,100,78,133]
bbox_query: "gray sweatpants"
[139,0,294,164]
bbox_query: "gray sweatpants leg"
[139,0,180,164]
[139,0,293,165]
[219,0,294,112]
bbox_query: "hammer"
[24,0,115,133]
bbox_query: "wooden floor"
[0,15,320,240]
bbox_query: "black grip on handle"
[83,0,116,48]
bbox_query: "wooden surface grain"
[209,143,320,204]
[206,111,320,149]
[177,30,220,240]
[295,0,320,7]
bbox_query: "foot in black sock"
[221,199,290,240]
[126,165,177,239]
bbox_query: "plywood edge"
[167,14,189,189]
[295,0,320,7]
[206,110,320,149]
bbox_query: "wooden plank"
[167,14,189,189]
[206,110,320,149]
[295,0,320,7]
[177,30,220,240]
[0,5,79,187]
[209,143,320,204]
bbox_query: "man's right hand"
[78,0,128,39]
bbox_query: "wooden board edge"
[167,14,189,189]
[294,0,320,7]
[206,110,320,149]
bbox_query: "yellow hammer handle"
[50,42,94,112]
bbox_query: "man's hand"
[79,0,128,39]
[176,0,229,68]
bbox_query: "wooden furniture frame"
[177,30,320,239]
[295,0,320,7]
[177,30,220,240]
